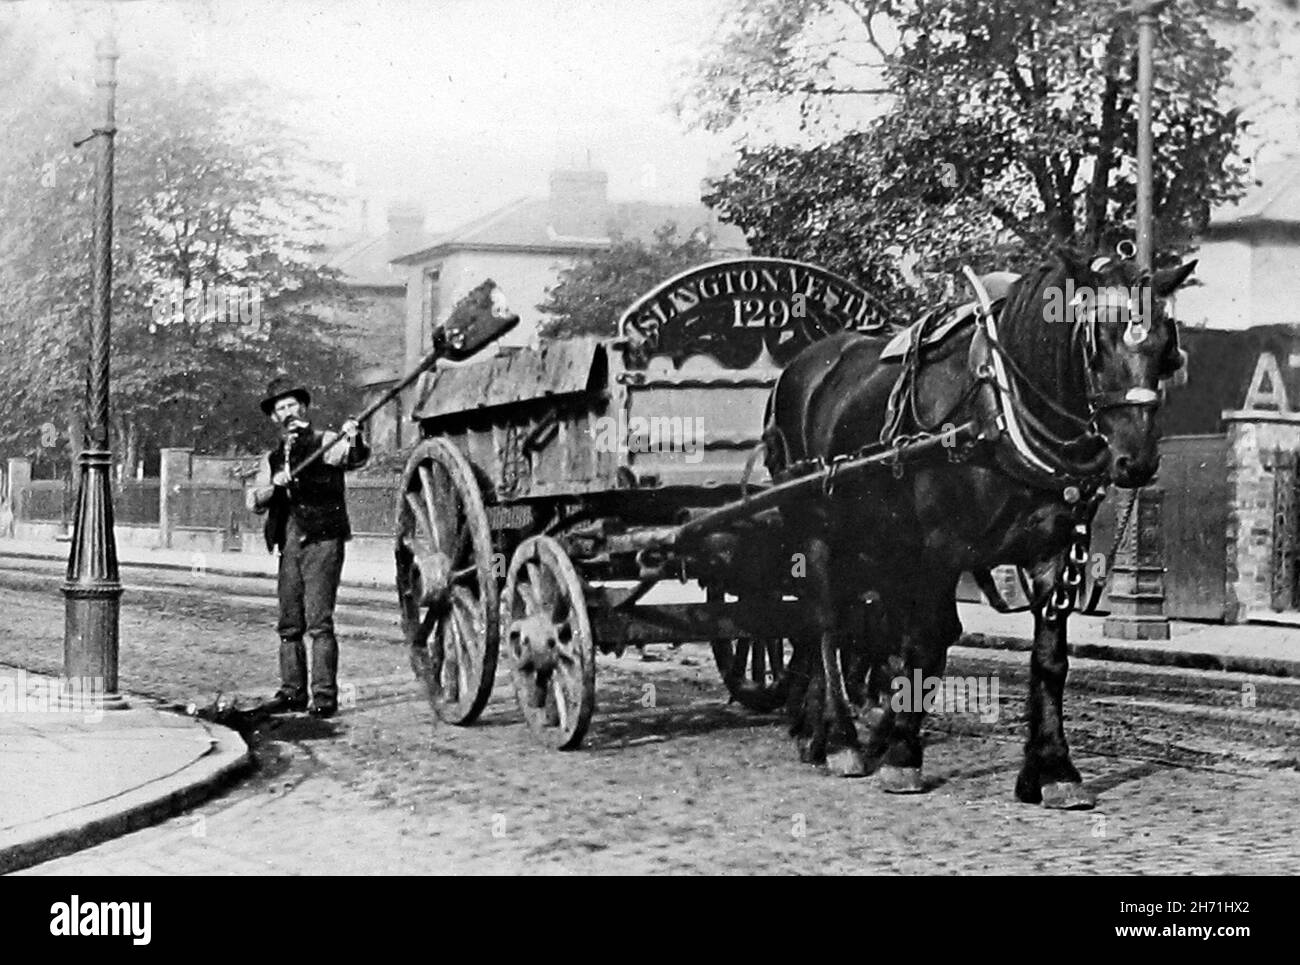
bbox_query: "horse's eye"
[1158,344,1186,379]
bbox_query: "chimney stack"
[548,168,609,237]
[386,200,426,261]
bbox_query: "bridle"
[1072,273,1164,422]
[964,257,1175,489]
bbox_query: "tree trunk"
[124,420,139,479]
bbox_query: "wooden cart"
[395,258,891,748]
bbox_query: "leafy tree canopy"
[684,0,1279,314]
[538,224,717,339]
[0,35,363,475]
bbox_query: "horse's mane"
[994,260,1092,436]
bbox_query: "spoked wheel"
[396,438,499,725]
[502,535,596,750]
[707,590,802,713]
[711,637,800,713]
[707,585,806,712]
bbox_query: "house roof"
[1203,158,1300,238]
[322,227,438,287]
[391,197,748,265]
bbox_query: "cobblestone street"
[3,562,1298,875]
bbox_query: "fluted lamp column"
[63,33,126,710]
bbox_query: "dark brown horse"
[764,250,1195,808]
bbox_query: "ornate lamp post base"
[61,449,128,710]
[1102,487,1171,641]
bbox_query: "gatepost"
[158,447,193,549]
[5,458,30,534]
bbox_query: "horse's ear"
[1053,245,1091,279]
[1153,261,1197,298]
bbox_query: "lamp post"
[1103,0,1173,641]
[63,32,126,707]
[1134,0,1170,272]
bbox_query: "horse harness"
[777,265,1160,621]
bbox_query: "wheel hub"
[510,612,561,675]
[415,551,454,607]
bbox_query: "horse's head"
[1062,250,1196,488]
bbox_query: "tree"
[538,224,717,338]
[684,0,1265,312]
[0,45,363,476]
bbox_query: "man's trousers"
[275,528,346,704]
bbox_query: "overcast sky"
[13,0,736,233]
[8,0,1300,236]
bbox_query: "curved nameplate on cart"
[617,258,890,369]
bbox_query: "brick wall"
[1223,413,1300,620]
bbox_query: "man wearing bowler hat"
[247,376,370,717]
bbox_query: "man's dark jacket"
[264,428,370,552]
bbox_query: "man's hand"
[340,418,361,440]
[272,469,293,488]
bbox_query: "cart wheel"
[502,535,595,750]
[396,438,499,726]
[707,589,803,713]
[711,637,800,713]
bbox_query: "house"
[313,201,436,452]
[390,168,748,384]
[1162,156,1300,434]
[1175,157,1300,332]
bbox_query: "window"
[422,265,442,345]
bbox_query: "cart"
[394,258,895,748]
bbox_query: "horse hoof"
[827,747,869,778]
[877,764,925,794]
[1040,782,1096,810]
[795,737,824,765]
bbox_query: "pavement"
[1,533,1298,874]
[0,534,397,590]
[0,669,250,874]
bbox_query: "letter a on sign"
[1244,352,1290,412]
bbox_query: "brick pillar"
[1221,412,1300,621]
[6,457,31,529]
[1103,486,1170,640]
[158,448,192,549]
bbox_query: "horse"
[763,248,1196,808]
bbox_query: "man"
[246,376,370,718]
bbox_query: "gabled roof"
[323,228,438,287]
[391,197,748,265]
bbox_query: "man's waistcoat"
[264,431,351,551]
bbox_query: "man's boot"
[267,637,308,712]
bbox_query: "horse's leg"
[843,590,882,709]
[794,533,867,776]
[876,575,960,793]
[784,637,813,720]
[1015,565,1096,809]
[859,590,899,767]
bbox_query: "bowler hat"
[260,375,312,416]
